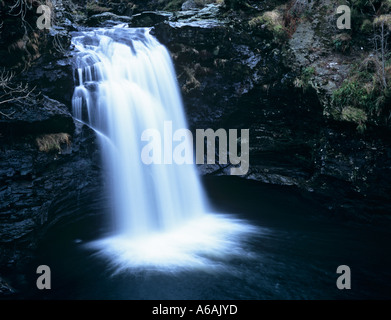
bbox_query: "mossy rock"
[360,19,373,34]
[87,12,132,27]
[341,106,367,123]
[341,106,367,133]
[130,12,171,28]
[163,0,187,10]
[86,2,112,17]
[332,33,351,53]
[248,9,287,41]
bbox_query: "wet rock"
[20,56,74,106]
[87,12,133,27]
[0,220,36,243]
[130,11,172,28]
[0,276,15,296]
[286,0,353,119]
[332,33,352,53]
[182,0,199,11]
[150,4,322,192]
[0,95,74,136]
[0,122,102,270]
[289,21,317,67]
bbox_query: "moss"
[374,14,391,27]
[86,2,112,17]
[332,33,352,53]
[294,66,315,92]
[248,10,287,41]
[36,133,71,153]
[360,19,373,34]
[248,16,263,28]
[331,77,376,132]
[337,56,391,120]
[349,0,391,33]
[333,80,373,110]
[161,0,186,10]
[341,106,368,133]
[380,0,391,12]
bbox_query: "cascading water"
[72,27,206,237]
[72,26,259,271]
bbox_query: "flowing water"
[71,26,258,271]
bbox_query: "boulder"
[130,11,172,28]
[182,0,199,11]
[0,95,74,136]
[86,12,133,27]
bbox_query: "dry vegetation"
[36,133,71,153]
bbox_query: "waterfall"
[72,27,258,271]
[72,27,206,238]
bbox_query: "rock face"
[0,95,74,135]
[182,0,199,11]
[151,3,391,218]
[0,276,15,296]
[0,102,102,272]
[286,0,353,116]
[152,6,318,181]
[0,0,102,282]
[86,12,132,27]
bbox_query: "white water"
[72,27,259,271]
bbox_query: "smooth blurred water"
[72,27,207,235]
[71,27,257,271]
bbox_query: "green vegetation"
[349,0,391,33]
[327,1,391,131]
[332,78,371,132]
[36,133,71,153]
[360,19,373,34]
[332,33,351,53]
[86,1,112,17]
[333,80,373,111]
[248,10,287,41]
[294,66,315,92]
[341,106,368,133]
[332,56,391,131]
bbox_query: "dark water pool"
[11,176,391,299]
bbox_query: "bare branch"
[0,86,36,106]
[0,67,38,119]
